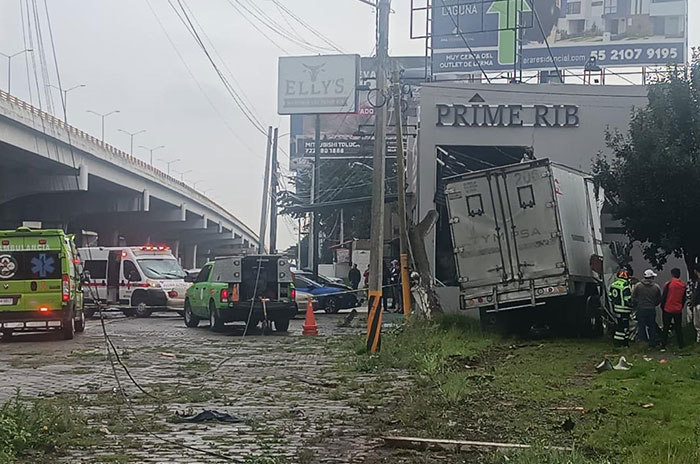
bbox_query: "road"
[1,309,401,463]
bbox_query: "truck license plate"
[0,298,14,305]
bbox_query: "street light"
[86,109,120,143]
[174,169,192,181]
[138,144,165,166]
[0,48,32,94]
[48,83,86,122]
[201,188,214,196]
[117,128,146,156]
[158,157,181,176]
[191,180,204,189]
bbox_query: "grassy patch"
[346,315,700,464]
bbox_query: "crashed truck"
[444,158,616,335]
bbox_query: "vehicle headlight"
[147,280,162,289]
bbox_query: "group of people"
[609,266,700,350]
[347,260,404,313]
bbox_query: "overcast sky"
[1,1,698,249]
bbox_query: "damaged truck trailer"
[444,159,607,335]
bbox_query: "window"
[0,251,62,281]
[591,1,603,6]
[196,265,211,283]
[83,260,107,280]
[566,1,581,14]
[137,258,186,279]
[123,261,141,282]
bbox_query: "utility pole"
[269,127,279,254]
[86,109,120,143]
[366,0,391,354]
[311,114,321,277]
[258,126,273,253]
[392,68,411,316]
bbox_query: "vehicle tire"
[324,297,340,314]
[274,318,290,333]
[132,293,152,318]
[122,308,136,317]
[209,301,224,332]
[184,300,200,328]
[2,329,13,339]
[62,307,75,340]
[584,294,603,338]
[74,309,85,333]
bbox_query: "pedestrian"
[390,259,402,313]
[660,268,686,350]
[631,269,662,348]
[363,265,370,288]
[381,260,390,312]
[609,269,633,347]
[691,267,700,343]
[348,264,361,290]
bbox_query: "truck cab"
[0,227,85,339]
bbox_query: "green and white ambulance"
[0,227,85,339]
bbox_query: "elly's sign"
[436,103,580,128]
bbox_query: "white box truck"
[444,159,607,334]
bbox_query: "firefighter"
[609,270,634,347]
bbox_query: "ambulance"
[79,245,190,317]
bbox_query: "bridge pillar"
[98,229,120,247]
[183,244,197,269]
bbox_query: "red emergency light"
[39,306,50,312]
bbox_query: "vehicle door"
[121,260,142,303]
[190,264,212,317]
[106,251,121,304]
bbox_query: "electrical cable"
[269,0,345,53]
[223,0,290,54]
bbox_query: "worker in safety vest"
[609,270,634,347]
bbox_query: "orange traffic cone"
[302,298,318,336]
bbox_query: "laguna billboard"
[432,0,687,74]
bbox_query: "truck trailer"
[444,159,608,334]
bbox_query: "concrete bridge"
[0,89,257,268]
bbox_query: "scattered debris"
[614,356,632,371]
[643,355,653,362]
[596,359,613,372]
[642,403,655,409]
[381,436,572,452]
[176,410,243,423]
[339,309,358,327]
[659,359,668,364]
[560,417,576,432]
[159,352,177,359]
[549,406,585,412]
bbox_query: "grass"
[345,315,700,464]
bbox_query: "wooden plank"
[382,436,572,452]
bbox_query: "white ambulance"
[78,245,190,317]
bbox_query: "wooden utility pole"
[312,114,321,276]
[392,68,411,316]
[366,0,391,354]
[258,126,273,253]
[269,127,279,254]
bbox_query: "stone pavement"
[0,309,402,463]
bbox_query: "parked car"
[293,274,358,313]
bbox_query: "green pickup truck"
[0,227,85,339]
[183,255,297,333]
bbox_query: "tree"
[592,50,700,273]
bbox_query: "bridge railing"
[0,89,257,240]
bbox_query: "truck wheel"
[324,297,339,314]
[209,301,224,332]
[584,295,603,338]
[122,308,136,317]
[274,318,290,333]
[74,309,85,333]
[62,307,75,340]
[132,294,152,318]
[184,300,200,328]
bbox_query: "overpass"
[0,89,257,268]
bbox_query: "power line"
[269,0,345,53]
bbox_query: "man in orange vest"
[660,268,686,350]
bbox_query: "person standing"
[348,264,361,290]
[390,260,402,313]
[609,270,634,347]
[660,268,686,349]
[631,269,663,348]
[691,267,700,343]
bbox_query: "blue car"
[293,274,358,313]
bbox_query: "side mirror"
[184,274,195,283]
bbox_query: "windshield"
[137,258,186,280]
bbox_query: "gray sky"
[1,1,698,249]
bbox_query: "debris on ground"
[382,436,572,452]
[595,359,613,372]
[613,356,632,370]
[176,409,244,423]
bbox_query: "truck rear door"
[446,174,510,288]
[497,163,566,281]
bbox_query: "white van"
[78,246,190,317]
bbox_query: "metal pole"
[339,208,344,245]
[366,0,391,354]
[258,126,273,253]
[269,127,279,254]
[101,116,105,143]
[6,56,9,94]
[392,68,411,317]
[312,114,321,277]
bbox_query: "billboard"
[431,0,687,74]
[278,54,360,115]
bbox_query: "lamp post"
[138,145,165,166]
[0,48,32,94]
[86,109,120,143]
[158,157,181,176]
[117,129,147,156]
[174,169,192,181]
[48,84,85,122]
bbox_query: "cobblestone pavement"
[0,309,403,463]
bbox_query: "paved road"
[1,309,397,463]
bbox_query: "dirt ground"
[0,309,403,463]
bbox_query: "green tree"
[592,50,700,272]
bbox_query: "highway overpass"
[0,89,257,268]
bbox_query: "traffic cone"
[302,298,318,336]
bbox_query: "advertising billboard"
[278,54,360,115]
[431,0,688,74]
